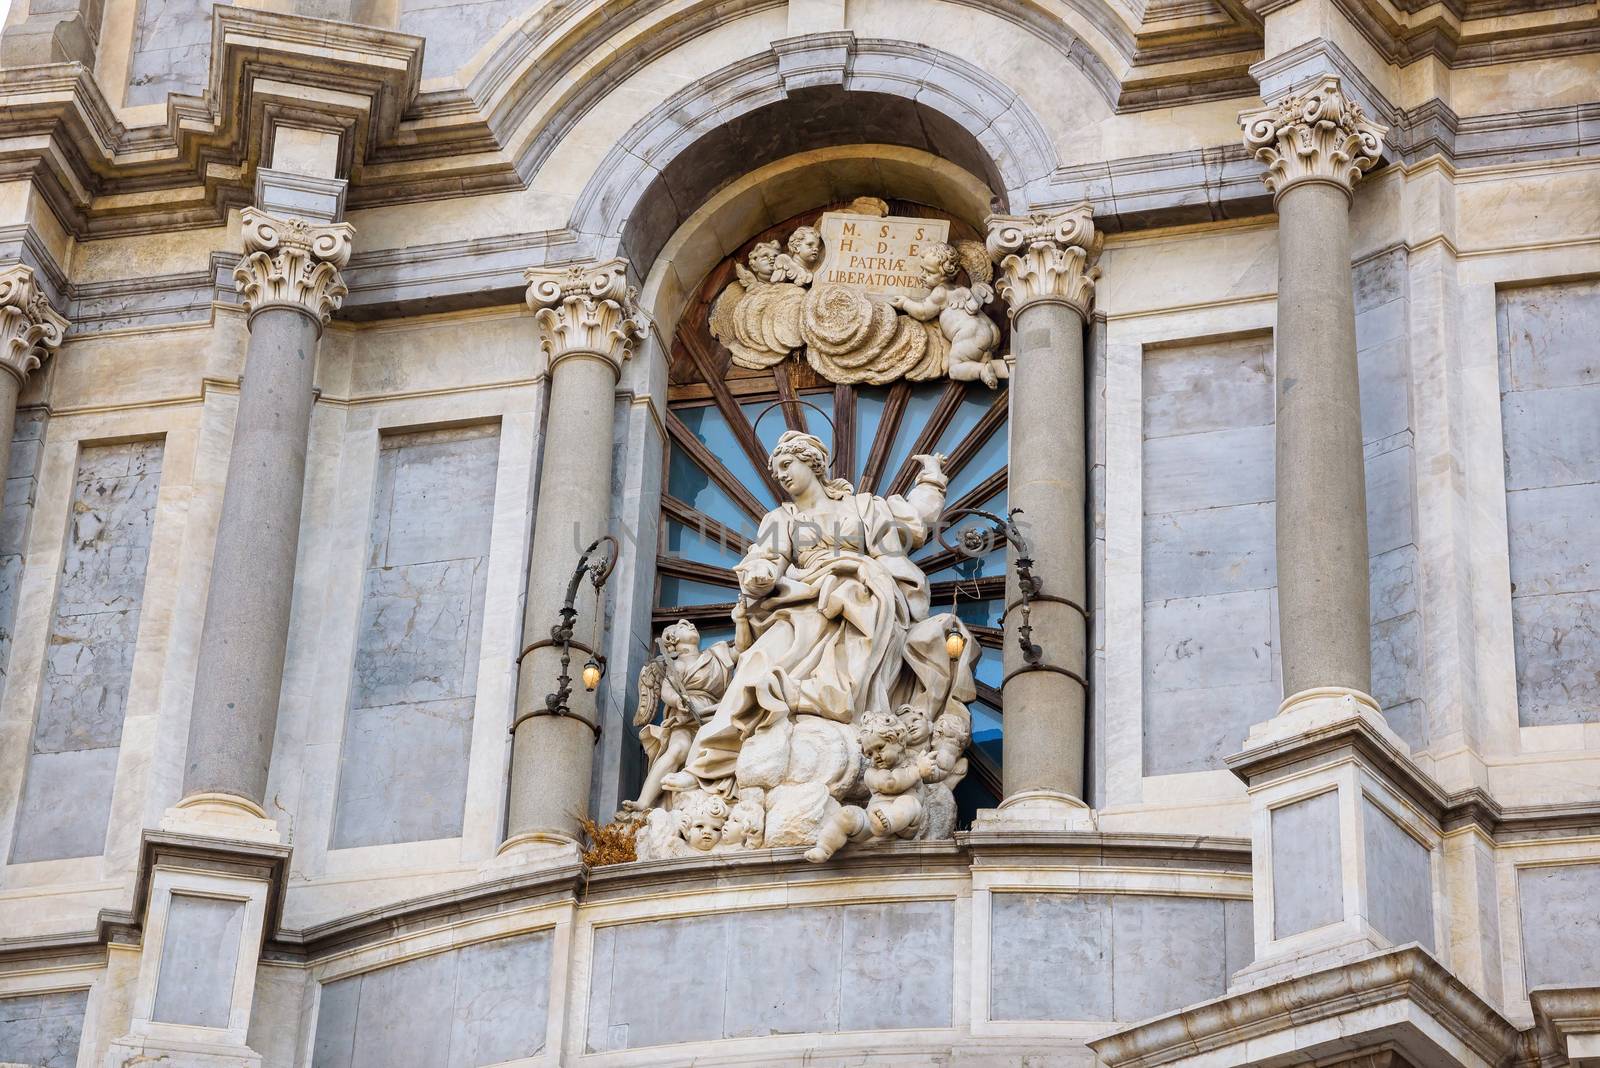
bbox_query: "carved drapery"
[0,264,67,382]
[1239,78,1388,201]
[984,206,1102,319]
[232,207,355,329]
[524,258,643,374]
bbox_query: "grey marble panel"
[447,935,550,1067]
[1519,863,1600,988]
[126,0,228,106]
[10,746,120,862]
[373,428,500,568]
[587,914,729,1051]
[1354,296,1406,353]
[1110,895,1227,1021]
[1370,545,1419,624]
[1358,337,1411,446]
[10,441,162,863]
[398,0,530,77]
[1223,898,1255,976]
[990,892,1113,1021]
[1142,336,1274,441]
[314,935,552,1068]
[1474,845,1504,1005]
[1353,249,1405,312]
[1271,790,1343,939]
[1363,444,1415,557]
[0,989,88,1068]
[724,907,844,1038]
[1501,385,1600,493]
[1497,278,1600,394]
[1384,699,1429,754]
[586,902,954,1051]
[1361,798,1434,951]
[1512,589,1600,726]
[1143,588,1277,695]
[333,427,498,849]
[1506,482,1600,598]
[331,697,475,848]
[152,894,246,1027]
[839,901,954,1032]
[1142,502,1275,603]
[1142,425,1275,514]
[1371,613,1423,715]
[1142,677,1281,777]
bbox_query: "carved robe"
[679,481,975,784]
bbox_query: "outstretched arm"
[889,290,943,321]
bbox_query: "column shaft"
[1003,300,1088,799]
[507,353,617,841]
[183,306,321,803]
[1274,181,1372,696]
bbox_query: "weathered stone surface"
[1361,798,1433,951]
[1142,336,1279,776]
[152,894,246,1027]
[586,901,954,1050]
[125,0,228,105]
[10,440,162,863]
[399,0,527,77]
[1518,862,1600,987]
[990,892,1241,1021]
[1270,790,1342,939]
[312,930,550,1068]
[332,426,498,849]
[0,989,88,1068]
[1498,280,1600,726]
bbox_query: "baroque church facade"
[0,0,1598,1062]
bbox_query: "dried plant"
[577,814,639,866]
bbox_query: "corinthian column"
[983,206,1099,819]
[1240,79,1387,723]
[173,207,353,839]
[0,265,66,482]
[504,259,640,853]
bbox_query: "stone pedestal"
[1226,689,1444,988]
[104,834,289,1068]
[983,206,1100,814]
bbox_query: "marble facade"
[0,0,1595,1063]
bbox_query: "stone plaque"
[815,212,951,298]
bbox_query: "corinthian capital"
[524,258,643,373]
[985,205,1102,318]
[0,265,68,384]
[1240,78,1387,202]
[232,208,355,331]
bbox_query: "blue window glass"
[676,404,777,509]
[667,443,756,532]
[664,519,745,570]
[657,576,738,608]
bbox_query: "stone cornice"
[1240,77,1388,202]
[0,8,422,239]
[0,263,68,382]
[524,258,643,374]
[232,208,355,330]
[986,205,1104,318]
[1088,945,1523,1068]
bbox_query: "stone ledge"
[1087,945,1523,1068]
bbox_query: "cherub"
[889,241,1007,388]
[804,711,935,863]
[895,702,933,751]
[928,712,970,791]
[771,225,822,284]
[623,620,735,813]
[719,789,766,850]
[734,240,784,288]
[679,790,730,852]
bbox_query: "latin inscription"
[816,212,950,298]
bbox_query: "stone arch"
[564,34,1062,281]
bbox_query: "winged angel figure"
[709,223,1006,387]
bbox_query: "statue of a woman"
[661,430,970,795]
